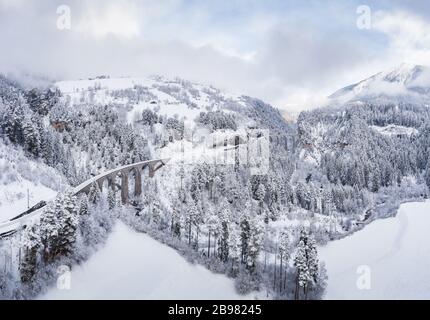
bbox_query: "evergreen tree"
[207,213,218,258]
[278,230,291,293]
[247,218,264,273]
[151,198,161,226]
[171,198,182,238]
[107,188,117,210]
[185,199,198,246]
[20,224,41,283]
[22,116,41,156]
[88,183,101,204]
[218,220,229,262]
[229,227,241,276]
[40,192,79,262]
[79,194,89,215]
[255,183,266,215]
[307,234,319,285]
[294,238,311,299]
[240,218,250,264]
[293,229,320,299]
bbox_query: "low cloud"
[1,1,429,113]
[373,10,430,66]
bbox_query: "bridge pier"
[108,175,115,191]
[134,167,142,196]
[97,178,104,192]
[149,164,155,178]
[121,170,129,204]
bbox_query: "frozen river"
[319,200,430,299]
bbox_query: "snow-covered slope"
[370,124,418,137]
[0,140,67,222]
[54,75,292,172]
[55,76,256,129]
[330,63,430,105]
[40,221,262,300]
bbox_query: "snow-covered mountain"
[0,139,67,222]
[55,76,288,130]
[2,73,325,301]
[2,66,430,300]
[330,63,430,105]
[295,63,430,232]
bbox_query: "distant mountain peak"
[380,63,425,84]
[329,63,430,105]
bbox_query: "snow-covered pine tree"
[20,224,41,283]
[40,129,54,166]
[218,220,229,262]
[60,192,79,256]
[229,227,241,277]
[79,194,89,215]
[293,228,320,299]
[40,202,60,262]
[151,198,162,227]
[240,217,250,265]
[278,230,291,293]
[107,188,117,210]
[40,192,79,262]
[185,198,198,247]
[207,213,218,258]
[22,115,41,156]
[88,183,101,204]
[255,183,266,216]
[247,218,264,273]
[170,197,181,237]
[305,233,320,299]
[294,237,311,300]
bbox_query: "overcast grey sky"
[1,0,429,112]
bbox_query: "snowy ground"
[370,124,418,137]
[40,221,262,300]
[320,200,430,299]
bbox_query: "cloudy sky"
[1,0,429,113]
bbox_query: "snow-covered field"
[40,221,261,300]
[370,124,418,137]
[320,200,430,299]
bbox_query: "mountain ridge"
[329,63,430,105]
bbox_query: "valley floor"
[320,200,430,299]
[40,221,262,300]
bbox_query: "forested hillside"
[1,65,430,300]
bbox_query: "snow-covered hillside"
[370,124,418,137]
[294,63,430,240]
[1,72,313,301]
[3,64,430,301]
[40,221,263,300]
[55,76,256,130]
[330,64,430,105]
[0,140,67,222]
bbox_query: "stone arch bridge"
[76,158,169,204]
[0,158,170,238]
